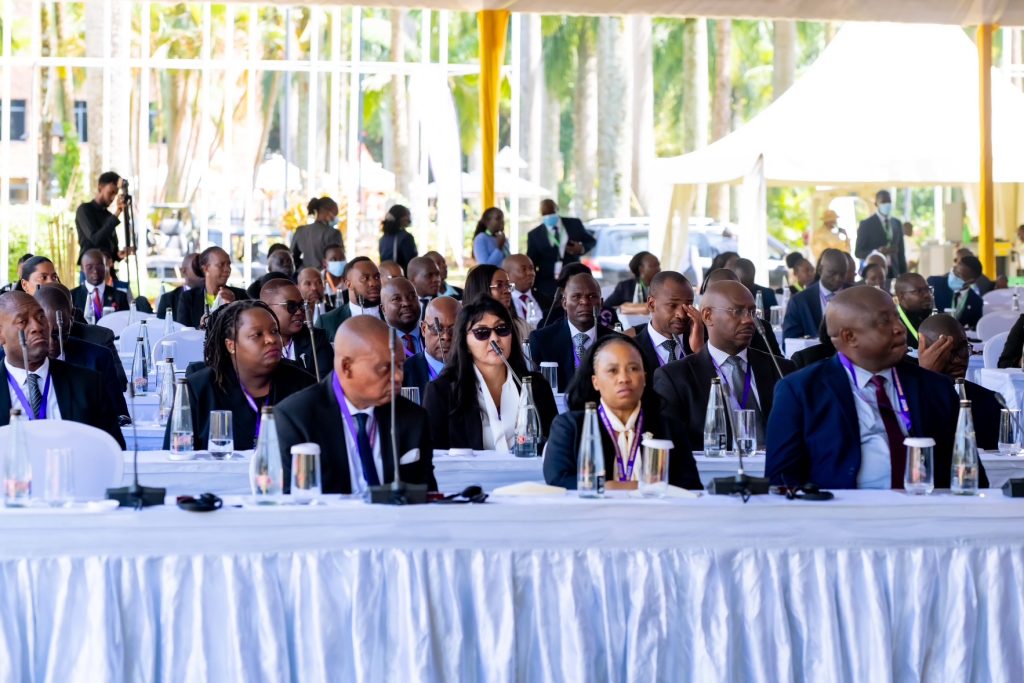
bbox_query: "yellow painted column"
[477,10,510,210]
[978,25,995,276]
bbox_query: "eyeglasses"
[708,306,757,320]
[273,300,304,315]
[900,287,932,297]
[489,282,515,293]
[469,324,512,341]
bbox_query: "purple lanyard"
[401,334,417,358]
[332,373,378,447]
[709,355,753,411]
[837,353,913,433]
[427,362,439,381]
[241,383,271,441]
[7,371,51,420]
[598,405,644,482]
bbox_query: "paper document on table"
[491,482,567,496]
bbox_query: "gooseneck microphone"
[433,316,449,362]
[752,316,784,379]
[541,287,562,328]
[54,311,65,359]
[17,329,29,373]
[490,340,523,389]
[301,301,321,381]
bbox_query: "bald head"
[425,295,459,321]
[701,281,756,354]
[818,249,848,292]
[379,261,403,280]
[825,286,907,372]
[919,313,965,344]
[334,315,403,409]
[732,259,756,288]
[503,254,536,293]
[919,313,969,378]
[381,276,420,332]
[406,256,441,298]
[700,267,738,294]
[421,296,461,362]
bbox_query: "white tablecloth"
[124,393,160,424]
[784,337,819,359]
[967,353,985,384]
[123,423,165,451]
[1,491,1024,681]
[979,367,1024,411]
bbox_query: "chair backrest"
[153,329,206,372]
[975,311,1021,342]
[0,419,124,500]
[118,320,189,354]
[983,288,1016,305]
[97,310,155,337]
[984,331,1009,369]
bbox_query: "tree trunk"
[572,21,597,217]
[39,3,55,203]
[709,19,733,222]
[389,9,411,201]
[629,16,654,215]
[772,20,797,100]
[539,85,561,204]
[682,19,710,215]
[84,1,105,179]
[596,17,628,218]
[520,13,544,214]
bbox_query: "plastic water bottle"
[130,336,149,395]
[139,319,154,376]
[577,402,605,497]
[4,408,31,506]
[703,377,729,457]
[157,359,176,426]
[250,406,283,501]
[950,399,979,495]
[163,306,175,337]
[169,377,193,453]
[526,299,542,329]
[127,299,137,325]
[513,377,542,458]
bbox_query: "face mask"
[542,214,559,229]
[878,202,892,217]
[326,261,344,277]
[328,217,340,228]
[948,270,965,291]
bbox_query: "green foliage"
[767,187,811,245]
[53,130,81,196]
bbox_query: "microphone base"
[106,484,166,508]
[709,473,770,497]
[368,482,428,505]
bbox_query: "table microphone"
[433,316,449,362]
[490,340,522,389]
[55,311,65,359]
[752,316,784,379]
[301,301,321,380]
[541,287,562,328]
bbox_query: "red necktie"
[93,289,103,319]
[869,375,907,489]
[402,334,415,356]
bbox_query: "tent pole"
[477,10,509,210]
[978,24,995,277]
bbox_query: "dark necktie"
[93,289,103,319]
[660,339,677,363]
[26,373,41,418]
[869,375,906,489]
[354,413,380,487]
[402,334,416,356]
[726,356,763,443]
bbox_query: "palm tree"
[630,16,654,214]
[597,16,628,218]
[709,19,733,221]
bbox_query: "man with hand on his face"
[403,297,460,398]
[632,271,703,381]
[260,279,333,379]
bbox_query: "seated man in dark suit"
[892,273,934,350]
[526,198,596,298]
[503,254,551,323]
[783,248,847,339]
[766,287,988,489]
[632,271,703,380]
[275,315,436,495]
[654,281,795,451]
[604,251,661,308]
[425,251,463,300]
[927,254,984,330]
[70,248,130,320]
[403,296,459,398]
[316,257,383,340]
[731,257,778,314]
[52,282,127,390]
[700,268,781,357]
[917,314,1000,450]
[528,271,616,394]
[406,256,442,320]
[155,252,201,321]
[0,292,125,447]
[259,278,333,380]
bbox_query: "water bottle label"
[4,478,30,498]
[595,474,605,495]
[171,433,193,452]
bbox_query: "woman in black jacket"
[175,246,249,328]
[377,204,418,274]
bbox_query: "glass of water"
[733,409,757,457]
[540,362,559,394]
[290,443,322,503]
[638,437,672,498]
[999,409,1022,455]
[43,448,74,507]
[400,386,420,405]
[208,410,234,459]
[903,437,935,494]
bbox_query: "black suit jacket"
[0,359,125,448]
[927,276,984,329]
[632,323,694,382]
[156,286,185,321]
[175,286,250,329]
[855,213,907,276]
[423,371,559,451]
[604,278,642,308]
[998,314,1024,368]
[964,379,1001,452]
[402,351,442,399]
[527,322,617,393]
[525,217,595,297]
[163,363,315,451]
[69,321,126,389]
[544,398,702,490]
[275,375,437,494]
[289,327,334,380]
[70,284,130,318]
[791,341,835,369]
[653,346,796,449]
[783,282,825,339]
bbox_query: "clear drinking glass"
[733,409,757,457]
[638,437,671,498]
[158,340,178,364]
[43,448,74,507]
[400,387,421,405]
[208,410,234,459]
[540,362,559,394]
[290,443,322,503]
[903,437,935,494]
[999,409,1022,455]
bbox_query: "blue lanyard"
[837,353,912,433]
[7,370,51,420]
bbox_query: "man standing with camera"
[75,171,133,267]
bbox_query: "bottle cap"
[176,377,188,384]
[959,399,971,407]
[585,401,597,410]
[291,442,320,456]
[10,408,22,417]
[260,405,274,414]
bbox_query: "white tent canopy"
[651,23,1024,282]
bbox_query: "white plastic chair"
[97,310,155,337]
[118,320,188,354]
[984,331,1009,369]
[975,311,1021,342]
[154,329,205,372]
[983,289,1016,307]
[0,420,124,500]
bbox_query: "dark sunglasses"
[469,324,512,341]
[274,300,304,315]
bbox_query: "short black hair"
[98,171,120,187]
[17,253,33,266]
[785,251,804,269]
[628,251,655,278]
[343,256,373,279]
[267,243,290,256]
[958,255,983,279]
[649,270,691,297]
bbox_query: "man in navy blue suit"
[782,248,847,340]
[855,189,907,276]
[766,286,988,489]
[403,296,459,399]
[526,199,596,298]
[926,254,984,330]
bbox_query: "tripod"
[121,181,141,292]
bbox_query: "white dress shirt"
[349,303,382,319]
[340,396,383,495]
[282,339,296,361]
[85,282,106,315]
[843,361,907,489]
[514,289,541,320]
[566,321,598,362]
[474,366,520,454]
[5,358,61,420]
[707,343,760,408]
[819,283,837,311]
[646,324,684,365]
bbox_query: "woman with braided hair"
[163,300,315,451]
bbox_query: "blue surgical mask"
[948,270,965,291]
[542,214,559,229]
[326,261,344,277]
[878,202,892,217]
[328,217,340,228]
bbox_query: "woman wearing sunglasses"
[163,301,315,451]
[543,334,702,490]
[423,298,558,452]
[463,264,531,340]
